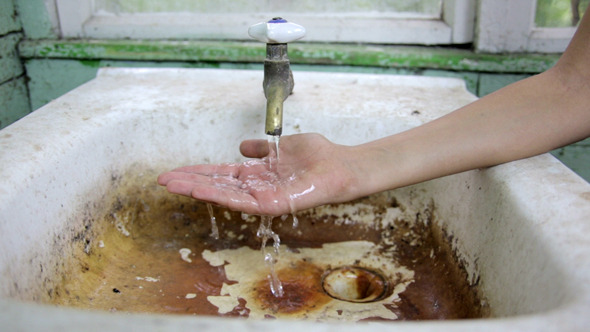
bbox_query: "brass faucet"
[249,18,305,136]
[263,43,294,136]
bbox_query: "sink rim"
[0,295,588,331]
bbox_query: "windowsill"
[18,39,560,74]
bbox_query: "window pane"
[535,0,589,27]
[94,0,442,18]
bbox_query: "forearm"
[350,67,590,196]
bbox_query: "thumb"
[239,139,270,158]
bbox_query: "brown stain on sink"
[46,169,488,320]
[254,261,332,316]
[387,213,484,320]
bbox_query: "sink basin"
[1,68,589,331]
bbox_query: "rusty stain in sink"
[45,169,488,320]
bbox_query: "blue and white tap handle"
[248,18,306,44]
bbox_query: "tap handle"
[248,17,306,44]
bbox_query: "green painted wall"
[3,0,589,181]
[0,0,30,128]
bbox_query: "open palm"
[157,134,357,216]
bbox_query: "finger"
[169,163,240,176]
[162,179,201,197]
[158,171,242,188]
[164,177,267,215]
[158,164,240,186]
[240,139,269,158]
[157,172,175,186]
[190,184,261,214]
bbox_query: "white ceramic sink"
[1,68,589,331]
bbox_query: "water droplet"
[207,203,219,239]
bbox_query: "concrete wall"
[0,0,30,128]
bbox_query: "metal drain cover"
[322,266,388,303]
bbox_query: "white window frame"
[52,0,577,52]
[476,0,577,53]
[54,0,476,45]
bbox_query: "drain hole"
[322,266,388,303]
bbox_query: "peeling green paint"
[21,40,265,64]
[0,76,30,129]
[290,44,558,73]
[19,39,560,74]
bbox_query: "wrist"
[343,142,403,200]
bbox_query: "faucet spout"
[263,43,294,136]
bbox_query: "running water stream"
[263,135,284,297]
[206,135,301,298]
[257,215,284,297]
[206,203,219,239]
[269,135,280,162]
